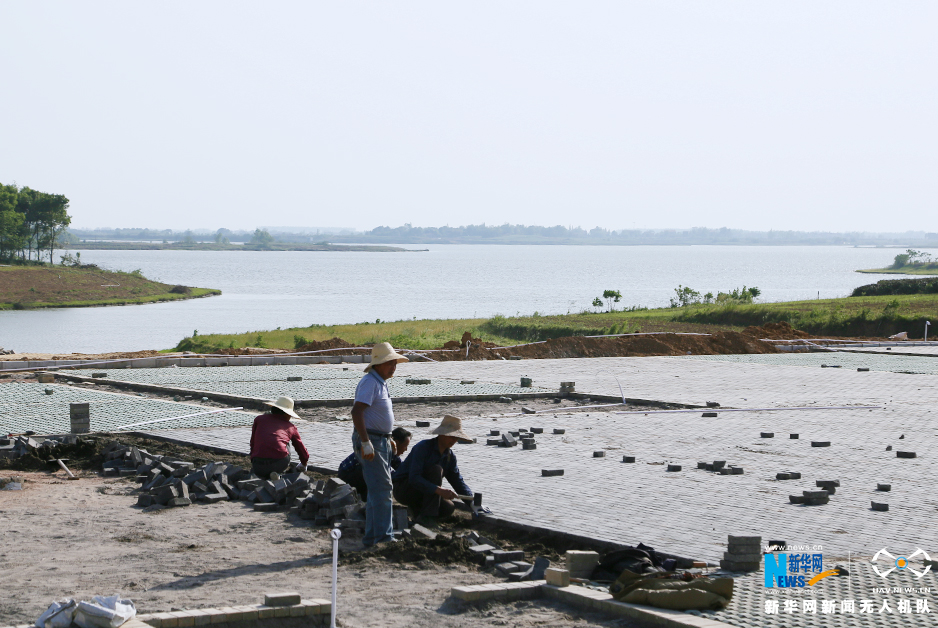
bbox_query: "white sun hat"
[364,342,409,373]
[430,415,474,444]
[266,396,300,419]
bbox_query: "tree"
[602,289,622,312]
[250,228,275,247]
[670,285,701,308]
[591,296,603,311]
[214,228,231,245]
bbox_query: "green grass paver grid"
[0,383,253,434]
[87,365,551,399]
[678,352,938,375]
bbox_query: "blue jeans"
[352,432,393,546]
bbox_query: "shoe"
[269,472,280,481]
[414,515,439,528]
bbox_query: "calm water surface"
[0,245,930,353]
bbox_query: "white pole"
[926,321,931,342]
[330,527,341,628]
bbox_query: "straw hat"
[364,342,409,373]
[430,415,473,443]
[266,396,300,419]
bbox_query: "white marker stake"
[926,321,931,343]
[330,527,341,628]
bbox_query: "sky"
[1,2,936,232]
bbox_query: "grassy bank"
[174,318,517,352]
[0,265,221,310]
[857,267,938,275]
[176,293,938,352]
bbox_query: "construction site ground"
[3,349,938,627]
[0,472,638,628]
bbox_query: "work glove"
[296,464,307,473]
[360,439,375,461]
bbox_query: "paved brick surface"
[0,383,255,434]
[84,364,550,400]
[715,564,937,628]
[390,354,938,408]
[681,353,938,376]
[140,354,938,627]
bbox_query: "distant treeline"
[70,224,938,247]
[0,182,71,263]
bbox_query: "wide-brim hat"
[266,395,300,419]
[430,415,473,443]
[364,342,409,373]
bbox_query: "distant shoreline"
[66,242,426,252]
[857,267,938,275]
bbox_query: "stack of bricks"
[720,535,762,572]
[462,530,553,582]
[696,459,744,475]
[99,442,313,510]
[298,477,365,527]
[135,593,332,627]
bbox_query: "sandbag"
[610,568,734,611]
[73,595,136,628]
[621,587,730,611]
[35,599,77,628]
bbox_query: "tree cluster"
[0,182,72,263]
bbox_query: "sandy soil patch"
[0,473,641,628]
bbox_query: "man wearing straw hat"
[351,342,409,547]
[393,415,474,528]
[250,396,309,480]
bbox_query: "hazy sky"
[2,2,936,232]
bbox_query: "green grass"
[174,294,938,351]
[173,318,523,352]
[0,288,221,310]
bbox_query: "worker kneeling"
[393,415,473,527]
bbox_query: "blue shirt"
[354,370,394,434]
[393,437,472,497]
[338,451,401,475]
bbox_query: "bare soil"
[0,473,642,628]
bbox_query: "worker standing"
[249,396,308,479]
[351,342,409,547]
[338,426,412,501]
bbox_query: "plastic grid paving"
[712,566,937,628]
[84,365,551,400]
[678,352,938,376]
[0,383,254,434]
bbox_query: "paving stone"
[264,592,301,607]
[541,469,563,477]
[897,451,917,458]
[871,501,889,511]
[760,432,774,438]
[592,451,605,458]
[622,456,635,463]
[876,483,891,491]
[254,502,279,512]
[167,497,191,507]
[565,550,599,578]
[545,567,570,587]
[412,524,437,540]
[811,441,831,447]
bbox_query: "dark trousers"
[338,464,369,501]
[392,464,455,518]
[251,455,290,478]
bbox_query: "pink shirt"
[250,413,309,465]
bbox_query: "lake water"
[1,245,932,353]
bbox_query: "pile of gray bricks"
[463,530,550,581]
[102,442,313,510]
[696,460,744,475]
[0,434,91,459]
[720,535,762,572]
[297,477,366,527]
[486,429,538,450]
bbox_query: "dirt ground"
[0,473,642,628]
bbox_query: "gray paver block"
[541,469,564,477]
[264,593,301,607]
